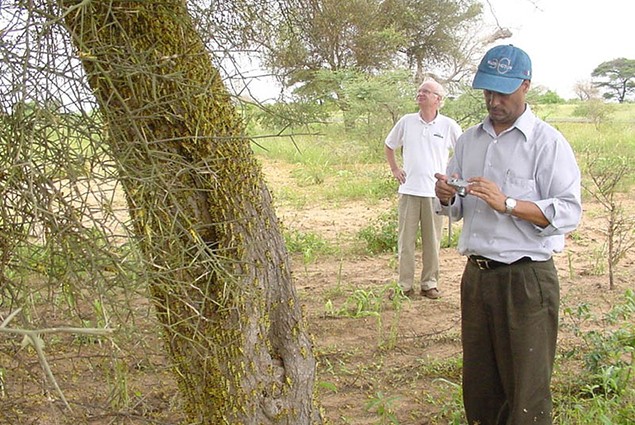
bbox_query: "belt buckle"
[475,258,490,270]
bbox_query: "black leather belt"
[468,255,533,270]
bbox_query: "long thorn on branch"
[0,308,114,411]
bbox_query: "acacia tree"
[61,2,321,423]
[1,1,321,423]
[592,58,635,103]
[266,0,484,83]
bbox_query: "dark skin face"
[484,80,530,134]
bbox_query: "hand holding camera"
[447,178,470,197]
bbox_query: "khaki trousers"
[397,194,443,291]
[461,258,559,425]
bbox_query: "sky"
[483,0,635,98]
[246,0,635,101]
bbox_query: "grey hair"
[420,78,446,98]
[419,78,447,107]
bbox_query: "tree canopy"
[262,0,483,100]
[591,58,635,103]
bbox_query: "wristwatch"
[504,197,517,215]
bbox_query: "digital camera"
[447,178,470,197]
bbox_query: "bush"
[357,209,398,254]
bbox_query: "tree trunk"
[61,2,321,424]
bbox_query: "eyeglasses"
[418,88,441,98]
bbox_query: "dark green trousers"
[461,258,559,425]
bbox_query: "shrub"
[357,209,398,254]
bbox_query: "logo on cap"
[487,57,513,75]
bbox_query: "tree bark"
[61,1,321,424]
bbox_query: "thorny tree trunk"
[61,1,322,424]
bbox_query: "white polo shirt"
[385,112,462,197]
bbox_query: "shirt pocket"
[504,172,537,200]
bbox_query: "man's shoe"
[421,288,440,299]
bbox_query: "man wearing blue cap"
[434,45,582,424]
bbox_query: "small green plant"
[568,230,583,242]
[0,367,6,398]
[316,380,338,394]
[556,289,635,421]
[418,356,463,379]
[427,378,466,424]
[284,228,331,266]
[365,391,400,425]
[578,291,635,397]
[567,251,575,280]
[324,283,406,350]
[325,283,409,319]
[73,319,104,346]
[327,287,383,318]
[589,245,606,276]
[107,358,130,410]
[291,162,327,186]
[440,225,461,248]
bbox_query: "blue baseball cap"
[472,45,532,94]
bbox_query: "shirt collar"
[481,104,536,141]
[419,110,439,125]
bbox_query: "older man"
[385,79,462,299]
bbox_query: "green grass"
[552,289,635,424]
[253,134,393,205]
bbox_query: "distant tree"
[591,58,635,103]
[528,87,565,104]
[341,69,415,125]
[340,69,417,152]
[574,79,600,101]
[581,148,635,290]
[263,0,403,87]
[438,86,487,129]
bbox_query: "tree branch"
[0,308,114,412]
